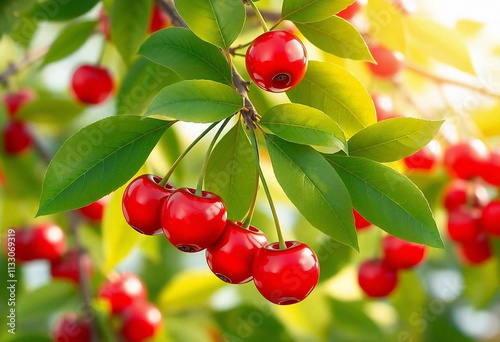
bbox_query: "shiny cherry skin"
[98,273,148,314]
[3,89,35,117]
[4,228,34,262]
[358,259,398,297]
[78,195,109,223]
[353,209,371,230]
[481,201,500,236]
[443,179,489,212]
[371,94,400,121]
[246,30,308,93]
[367,45,404,79]
[14,223,67,262]
[481,148,500,186]
[337,1,363,21]
[206,221,268,284]
[447,208,482,243]
[458,235,492,265]
[252,241,319,305]
[382,235,427,269]
[71,64,113,105]
[52,312,91,342]
[51,249,93,284]
[122,175,175,235]
[120,302,162,342]
[444,140,489,179]
[161,187,227,252]
[3,121,33,155]
[149,4,170,33]
[404,140,442,171]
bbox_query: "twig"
[0,47,48,88]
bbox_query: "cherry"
[98,273,148,314]
[353,209,371,230]
[3,89,35,118]
[444,140,489,179]
[458,235,492,265]
[337,1,363,21]
[71,64,113,105]
[246,30,308,93]
[161,187,227,252]
[10,223,66,262]
[404,140,442,171]
[120,302,162,342]
[252,241,319,305]
[481,148,500,186]
[122,175,175,236]
[78,195,109,223]
[149,4,170,33]
[367,45,404,78]
[358,260,398,297]
[52,312,91,342]
[3,121,33,155]
[447,208,482,243]
[443,179,489,212]
[481,201,500,236]
[371,94,400,121]
[382,235,427,269]
[206,221,268,284]
[51,249,93,284]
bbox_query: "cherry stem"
[248,125,286,250]
[159,121,219,187]
[248,0,269,32]
[97,36,107,66]
[195,118,232,196]
[242,131,260,229]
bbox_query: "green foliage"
[282,0,354,23]
[29,0,99,22]
[16,98,85,124]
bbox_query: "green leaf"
[390,271,427,323]
[16,99,85,124]
[42,21,97,67]
[348,118,443,162]
[110,0,152,64]
[10,14,38,47]
[37,116,173,216]
[463,259,500,309]
[265,135,358,250]
[282,0,354,23]
[139,27,233,85]
[205,121,257,221]
[0,0,36,37]
[29,0,99,21]
[296,16,374,61]
[260,103,347,151]
[316,237,353,282]
[326,155,444,248]
[287,61,376,138]
[116,57,182,115]
[145,80,242,123]
[175,0,245,50]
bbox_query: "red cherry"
[382,235,427,269]
[161,188,227,253]
[78,195,109,223]
[52,312,91,342]
[358,260,398,297]
[337,1,363,21]
[206,221,268,284]
[458,235,492,265]
[246,30,308,93]
[149,4,170,33]
[122,175,175,235]
[10,223,67,262]
[98,273,148,314]
[51,249,93,284]
[481,148,500,186]
[98,7,110,40]
[481,201,500,236]
[3,89,35,118]
[120,302,162,342]
[3,228,34,262]
[367,45,404,79]
[353,209,371,230]
[71,65,113,105]
[444,140,489,179]
[3,121,33,155]
[447,208,482,243]
[443,179,489,212]
[252,241,319,305]
[404,140,442,171]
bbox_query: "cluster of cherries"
[2,89,35,155]
[122,174,320,305]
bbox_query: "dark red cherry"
[444,140,489,179]
[161,187,227,253]
[382,235,427,269]
[358,259,398,297]
[404,140,442,171]
[3,121,33,155]
[52,312,91,342]
[98,273,148,314]
[78,195,109,223]
[353,209,371,230]
[71,64,113,105]
[120,302,162,342]
[481,201,500,236]
[51,248,93,284]
[246,30,308,93]
[149,4,170,33]
[447,208,482,243]
[206,221,268,284]
[337,1,363,21]
[367,45,404,78]
[481,148,500,186]
[3,89,35,117]
[458,235,492,265]
[443,179,489,212]
[252,241,319,305]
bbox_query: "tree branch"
[0,47,48,88]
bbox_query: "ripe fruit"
[459,235,492,265]
[481,201,500,236]
[358,260,398,297]
[51,249,93,284]
[98,273,148,314]
[481,148,500,186]
[353,209,371,230]
[71,64,113,104]
[252,241,319,305]
[443,179,489,212]
[382,235,427,269]
[246,30,308,93]
[3,121,33,155]
[444,140,489,179]
[120,302,162,342]
[403,140,442,171]
[122,175,175,235]
[12,223,67,262]
[78,195,109,223]
[149,4,170,33]
[206,221,268,284]
[371,94,399,121]
[161,188,227,252]
[3,89,35,117]
[52,312,91,342]
[337,1,363,21]
[366,45,404,78]
[447,209,482,243]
